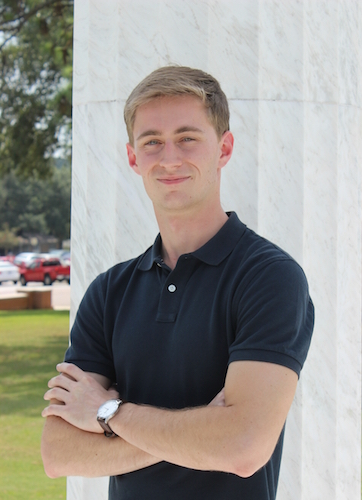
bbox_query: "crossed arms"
[41,359,298,479]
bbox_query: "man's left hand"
[42,362,119,433]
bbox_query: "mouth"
[157,176,191,185]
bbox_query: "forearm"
[109,403,258,477]
[41,415,161,478]
[106,362,297,478]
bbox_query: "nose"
[159,140,182,168]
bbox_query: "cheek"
[133,156,153,177]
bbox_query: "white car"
[13,252,41,267]
[0,261,20,284]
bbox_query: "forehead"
[133,95,213,137]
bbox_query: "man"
[41,66,314,499]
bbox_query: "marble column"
[68,1,361,498]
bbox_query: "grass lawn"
[0,310,70,499]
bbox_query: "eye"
[145,139,160,146]
[181,137,195,143]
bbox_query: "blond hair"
[124,66,230,145]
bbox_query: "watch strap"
[98,419,118,438]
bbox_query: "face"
[126,95,233,216]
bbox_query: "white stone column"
[68,1,361,498]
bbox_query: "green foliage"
[0,223,18,249]
[0,0,74,178]
[0,309,69,499]
[0,164,71,242]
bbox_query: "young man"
[41,66,314,500]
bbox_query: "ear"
[218,131,234,169]
[126,143,140,175]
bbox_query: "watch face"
[98,400,119,419]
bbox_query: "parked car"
[60,251,71,265]
[49,249,71,265]
[0,261,20,284]
[0,255,15,263]
[19,258,70,286]
[14,252,41,267]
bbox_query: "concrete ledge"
[0,288,52,310]
[0,293,29,311]
[25,289,52,309]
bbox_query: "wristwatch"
[97,399,123,437]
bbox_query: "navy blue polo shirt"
[65,212,314,500]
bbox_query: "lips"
[157,176,191,185]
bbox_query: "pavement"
[0,280,71,310]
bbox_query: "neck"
[155,204,228,269]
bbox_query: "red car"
[19,258,70,286]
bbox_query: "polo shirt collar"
[138,235,163,271]
[138,212,246,271]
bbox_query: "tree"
[0,0,73,178]
[42,164,71,241]
[0,165,71,245]
[0,223,19,251]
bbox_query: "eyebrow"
[135,126,204,142]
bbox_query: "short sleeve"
[64,274,116,381]
[229,259,314,377]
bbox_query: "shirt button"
[168,284,176,293]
